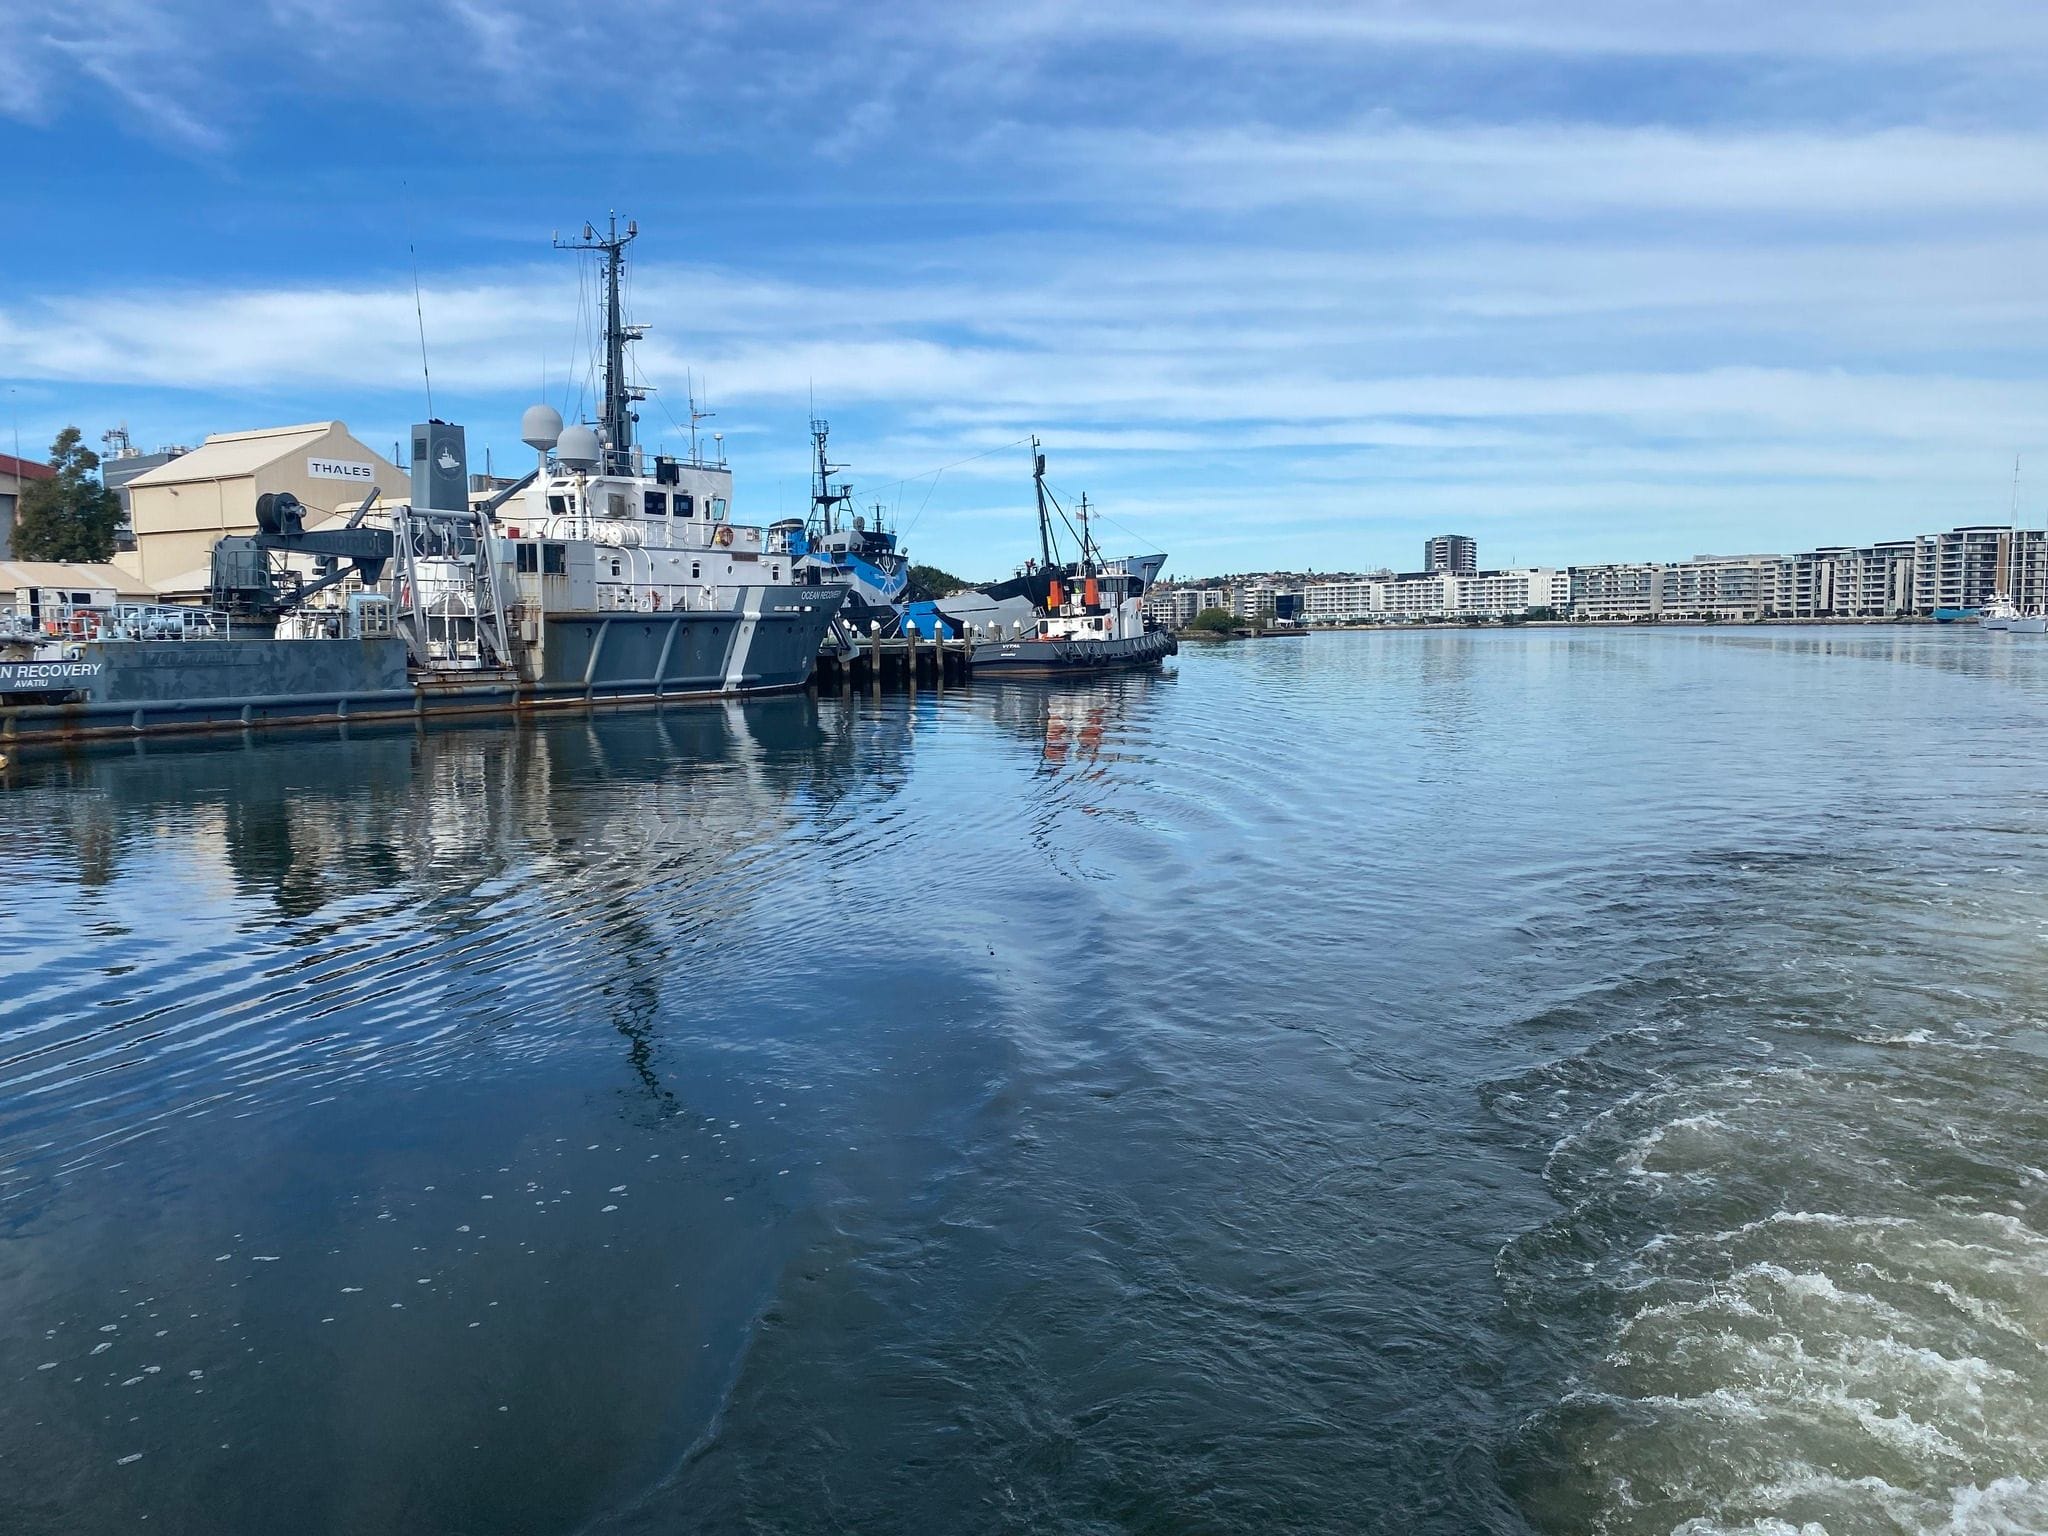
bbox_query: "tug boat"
[966,444,1175,677]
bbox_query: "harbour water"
[3,627,2045,1534]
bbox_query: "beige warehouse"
[119,422,408,597]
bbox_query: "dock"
[813,628,975,687]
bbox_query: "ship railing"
[0,600,233,644]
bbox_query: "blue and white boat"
[772,418,918,638]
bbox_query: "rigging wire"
[401,183,434,420]
[1041,477,1165,555]
[885,435,1036,539]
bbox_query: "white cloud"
[1055,120,2048,219]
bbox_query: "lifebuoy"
[714,525,734,548]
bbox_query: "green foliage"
[12,427,121,563]
[909,562,970,598]
[1186,606,1239,634]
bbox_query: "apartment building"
[1570,563,1664,621]
[1658,555,1783,621]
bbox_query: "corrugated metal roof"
[0,452,56,481]
[126,422,339,487]
[0,560,158,596]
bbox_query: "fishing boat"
[966,444,1176,677]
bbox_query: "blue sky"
[5,1,2048,579]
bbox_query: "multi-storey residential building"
[1784,541,1917,618]
[1141,587,1205,628]
[1424,534,1477,575]
[1234,585,1279,622]
[1300,579,1383,623]
[1570,563,1665,621]
[1452,568,1568,617]
[1299,568,1564,622]
[1915,527,2007,615]
[1657,555,1784,620]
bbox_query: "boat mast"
[2011,454,2024,609]
[687,373,714,464]
[554,214,645,467]
[1032,436,1053,569]
[811,417,849,535]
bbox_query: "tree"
[13,427,121,563]
[908,562,970,598]
[1187,606,1239,634]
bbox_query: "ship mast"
[810,417,851,535]
[554,214,645,466]
[1032,436,1054,570]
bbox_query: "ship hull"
[968,629,1177,677]
[0,589,844,746]
[533,586,843,700]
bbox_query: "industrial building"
[118,421,408,597]
[0,451,57,560]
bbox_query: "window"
[547,495,569,516]
[607,492,628,518]
[675,493,694,518]
[644,490,667,517]
[543,544,567,576]
[691,562,700,580]
[772,566,781,582]
[516,544,538,574]
[709,497,728,520]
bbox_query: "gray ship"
[0,217,843,747]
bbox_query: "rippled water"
[3,628,2045,1535]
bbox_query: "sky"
[4,0,2048,580]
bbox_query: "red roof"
[0,452,55,481]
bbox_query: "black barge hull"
[968,629,1177,677]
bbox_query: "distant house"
[0,451,58,560]
[119,421,408,597]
